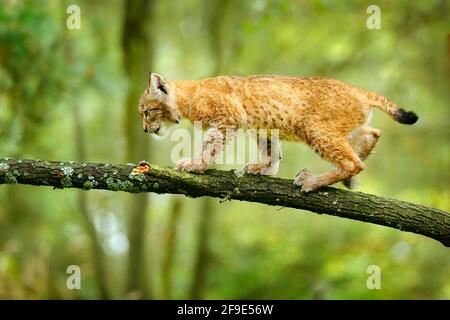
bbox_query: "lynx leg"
[294,136,365,192]
[343,126,381,189]
[175,126,237,173]
[349,126,381,161]
[244,132,282,176]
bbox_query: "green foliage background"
[0,0,448,299]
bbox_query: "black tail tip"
[395,108,419,125]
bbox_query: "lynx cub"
[138,73,418,192]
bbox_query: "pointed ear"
[149,72,169,95]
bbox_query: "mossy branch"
[0,158,448,246]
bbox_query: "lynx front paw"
[175,158,206,173]
[243,163,276,176]
[293,169,319,192]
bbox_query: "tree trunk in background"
[160,196,183,299]
[122,0,155,299]
[207,0,231,76]
[188,0,232,299]
[447,33,450,76]
[72,103,110,299]
[1,89,35,249]
[189,197,215,299]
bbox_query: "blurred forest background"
[0,0,449,299]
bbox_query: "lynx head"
[138,72,179,136]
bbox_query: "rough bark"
[0,158,448,247]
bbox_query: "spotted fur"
[138,73,418,192]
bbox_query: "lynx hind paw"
[293,169,318,192]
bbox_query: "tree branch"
[0,158,448,246]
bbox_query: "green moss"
[83,180,98,190]
[61,176,72,188]
[129,173,145,182]
[77,173,83,179]
[121,180,135,192]
[153,182,159,188]
[82,175,98,190]
[233,169,245,178]
[4,172,17,184]
[106,177,135,192]
[59,167,75,187]
[106,177,119,191]
[1,164,18,184]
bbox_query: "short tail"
[356,89,419,125]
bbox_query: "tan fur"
[138,73,414,192]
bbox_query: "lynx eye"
[143,110,149,118]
